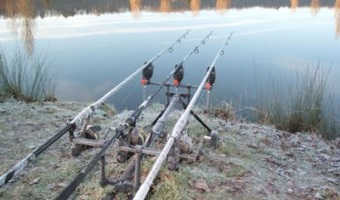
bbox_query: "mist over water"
[0,0,339,111]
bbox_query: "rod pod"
[133,33,233,200]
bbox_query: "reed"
[0,51,56,102]
[255,65,339,139]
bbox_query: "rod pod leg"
[179,97,212,133]
[209,130,219,149]
[206,90,211,112]
[133,151,142,195]
[100,156,109,187]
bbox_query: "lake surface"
[0,0,340,110]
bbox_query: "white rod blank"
[152,95,179,136]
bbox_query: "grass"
[0,50,56,102]
[218,140,239,156]
[0,122,7,132]
[217,134,253,160]
[210,101,236,121]
[150,171,185,200]
[222,162,248,178]
[139,158,191,200]
[255,65,339,139]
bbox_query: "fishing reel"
[116,127,147,163]
[71,125,102,157]
[173,63,184,87]
[141,62,154,86]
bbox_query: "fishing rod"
[151,95,179,138]
[0,31,189,187]
[101,95,180,198]
[127,31,213,126]
[54,126,124,200]
[54,32,214,199]
[55,103,156,200]
[133,33,234,200]
[104,32,215,192]
[71,30,190,126]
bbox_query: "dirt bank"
[0,100,339,200]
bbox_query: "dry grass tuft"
[210,102,236,121]
[256,65,339,139]
[0,50,56,102]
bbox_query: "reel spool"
[117,127,146,163]
[71,125,102,157]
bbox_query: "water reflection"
[216,0,231,14]
[190,0,200,16]
[336,0,340,38]
[2,0,35,55]
[129,0,141,18]
[291,0,299,11]
[0,1,338,110]
[1,0,339,18]
[311,0,320,16]
[42,0,51,9]
[0,0,339,55]
[160,0,171,13]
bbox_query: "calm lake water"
[0,0,340,110]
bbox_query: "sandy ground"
[0,100,339,200]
